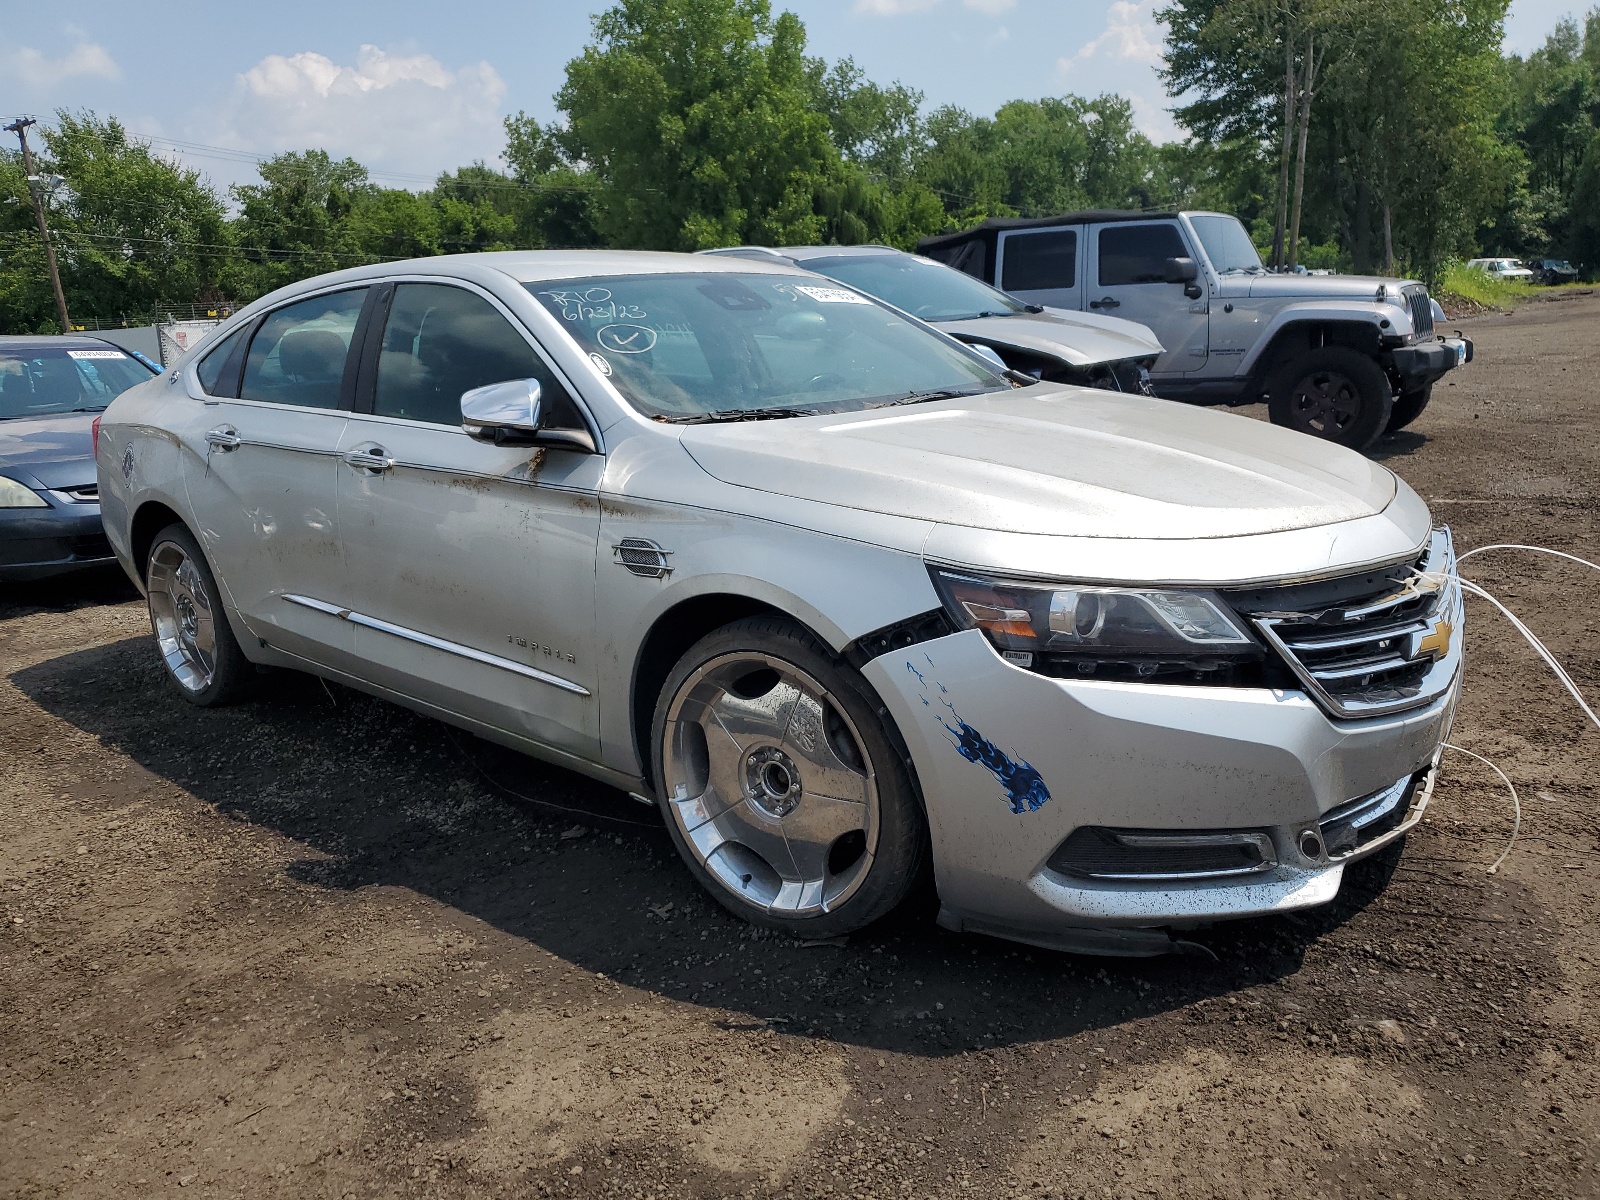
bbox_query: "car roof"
[0,334,129,350]
[704,244,907,264]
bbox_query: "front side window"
[1097,223,1190,286]
[530,272,1007,421]
[0,346,155,419]
[1000,230,1077,292]
[196,326,250,396]
[374,283,572,427]
[1188,215,1263,275]
[240,288,367,409]
[806,255,1027,322]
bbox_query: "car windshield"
[1188,215,1264,274]
[801,254,1029,322]
[0,345,155,419]
[529,272,1009,421]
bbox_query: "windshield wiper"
[653,406,822,425]
[869,387,989,409]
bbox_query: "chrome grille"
[1404,285,1434,337]
[57,483,98,502]
[1233,528,1461,718]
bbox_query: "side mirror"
[462,378,543,444]
[460,377,597,453]
[1164,257,1199,284]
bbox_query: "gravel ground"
[3,292,1598,1200]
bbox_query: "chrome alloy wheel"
[147,540,219,693]
[661,653,878,917]
[1287,368,1362,438]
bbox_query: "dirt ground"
[3,291,1598,1200]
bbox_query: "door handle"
[204,427,241,451]
[343,446,394,473]
[1089,296,1121,310]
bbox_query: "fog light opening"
[1298,830,1325,859]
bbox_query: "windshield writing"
[529,273,1007,420]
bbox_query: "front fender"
[1239,301,1411,377]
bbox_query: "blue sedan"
[1,335,160,582]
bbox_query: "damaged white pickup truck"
[96,250,1464,956]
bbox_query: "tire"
[650,616,929,937]
[1386,383,1433,433]
[1267,346,1394,452]
[145,523,253,706]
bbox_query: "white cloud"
[206,45,506,184]
[854,0,939,14]
[964,0,1017,12]
[3,40,120,88]
[1058,0,1163,72]
[988,24,1012,44]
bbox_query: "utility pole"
[5,117,72,333]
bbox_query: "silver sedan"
[96,251,1461,955]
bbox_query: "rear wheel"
[1267,347,1393,451]
[145,523,252,705]
[1386,383,1433,433]
[651,616,927,937]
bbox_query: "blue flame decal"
[906,656,1051,814]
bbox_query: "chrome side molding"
[282,594,591,696]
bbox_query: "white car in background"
[95,250,1463,956]
[1465,258,1534,280]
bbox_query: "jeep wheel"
[1267,347,1394,451]
[651,616,928,937]
[1386,383,1433,433]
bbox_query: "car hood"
[0,411,97,489]
[931,308,1163,368]
[679,386,1397,541]
[1244,273,1416,300]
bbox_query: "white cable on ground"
[1455,543,1600,575]
[1442,743,1522,875]
[1417,569,1600,734]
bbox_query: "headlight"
[930,568,1262,683]
[0,475,47,508]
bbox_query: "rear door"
[333,279,605,760]
[182,287,370,667]
[995,226,1083,311]
[1086,221,1209,378]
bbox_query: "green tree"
[228,150,375,296]
[0,112,229,331]
[553,0,844,249]
[502,114,604,248]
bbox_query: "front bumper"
[862,626,1460,952]
[0,500,115,582]
[1391,337,1472,389]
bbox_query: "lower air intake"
[1048,827,1277,882]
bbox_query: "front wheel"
[651,616,928,937]
[1267,347,1394,452]
[1386,383,1433,433]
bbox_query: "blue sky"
[0,0,1585,194]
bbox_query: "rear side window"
[374,283,572,427]
[1098,223,1189,286]
[240,289,368,409]
[1001,230,1076,291]
[196,326,249,397]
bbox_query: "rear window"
[1000,230,1077,292]
[0,345,155,419]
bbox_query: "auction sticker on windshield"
[794,285,871,305]
[66,350,129,359]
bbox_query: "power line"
[5,116,72,331]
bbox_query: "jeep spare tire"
[1267,347,1394,452]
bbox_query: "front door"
[334,280,604,761]
[182,286,368,666]
[1086,221,1210,380]
[995,226,1084,311]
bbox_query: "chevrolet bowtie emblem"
[1413,619,1453,662]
